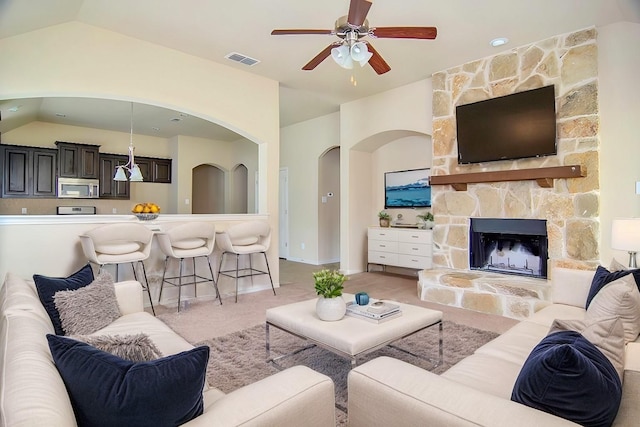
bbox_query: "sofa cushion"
[549,317,625,381]
[47,335,209,427]
[586,274,640,342]
[54,271,121,335]
[33,264,94,335]
[511,330,622,427]
[70,333,163,362]
[586,265,640,308]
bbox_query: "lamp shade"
[611,218,640,251]
[114,166,127,181]
[350,42,372,66]
[129,164,144,182]
[331,45,353,69]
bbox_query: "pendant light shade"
[113,102,143,182]
[331,44,353,69]
[350,42,372,66]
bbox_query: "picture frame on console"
[384,168,431,209]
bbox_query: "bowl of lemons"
[132,202,160,221]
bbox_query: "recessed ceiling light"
[152,127,160,132]
[490,37,509,47]
[8,106,20,112]
[55,113,67,117]
[169,117,182,122]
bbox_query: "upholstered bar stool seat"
[216,220,276,303]
[79,222,155,315]
[156,222,221,312]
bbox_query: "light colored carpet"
[193,321,498,426]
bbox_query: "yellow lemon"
[132,204,144,213]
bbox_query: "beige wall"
[280,112,340,263]
[318,147,340,264]
[0,21,279,282]
[340,79,433,273]
[372,135,433,223]
[598,21,640,264]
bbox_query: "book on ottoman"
[346,300,402,323]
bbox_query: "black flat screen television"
[384,168,431,208]
[455,85,557,164]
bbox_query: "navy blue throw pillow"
[585,265,640,308]
[511,331,621,427]
[33,263,95,335]
[47,335,209,427]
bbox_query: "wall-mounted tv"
[384,168,431,208]
[455,85,557,164]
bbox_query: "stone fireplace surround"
[419,27,600,319]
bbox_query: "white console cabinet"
[367,227,432,271]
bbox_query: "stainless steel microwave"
[57,178,100,198]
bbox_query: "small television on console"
[384,168,431,209]
[455,85,557,164]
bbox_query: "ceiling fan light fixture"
[350,41,372,66]
[331,44,353,69]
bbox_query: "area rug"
[194,320,498,426]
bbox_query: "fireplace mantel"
[429,165,584,191]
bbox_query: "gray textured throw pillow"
[54,271,121,335]
[71,333,163,362]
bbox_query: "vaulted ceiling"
[1,0,638,140]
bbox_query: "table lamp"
[611,218,640,268]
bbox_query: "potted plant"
[416,211,435,229]
[313,269,347,321]
[378,210,391,227]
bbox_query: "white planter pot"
[316,296,346,321]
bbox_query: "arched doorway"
[230,164,248,214]
[192,164,225,214]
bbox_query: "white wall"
[280,112,340,263]
[598,21,640,264]
[340,79,433,273]
[0,21,280,282]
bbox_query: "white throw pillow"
[586,275,640,342]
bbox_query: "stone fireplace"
[419,27,601,320]
[469,218,548,279]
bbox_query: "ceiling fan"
[271,0,437,75]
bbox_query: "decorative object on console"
[384,168,431,208]
[416,211,434,229]
[313,269,347,321]
[378,210,391,227]
[611,218,640,268]
[114,102,144,182]
[355,292,369,305]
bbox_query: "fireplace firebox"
[469,218,548,279]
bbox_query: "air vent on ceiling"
[225,52,260,66]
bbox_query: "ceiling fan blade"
[347,0,372,26]
[271,29,333,36]
[366,43,391,75]
[302,45,335,70]
[371,26,438,39]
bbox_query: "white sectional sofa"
[348,267,640,426]
[0,272,336,427]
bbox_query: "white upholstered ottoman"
[266,293,443,367]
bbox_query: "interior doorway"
[318,147,340,264]
[192,164,225,214]
[230,164,248,213]
[279,167,289,259]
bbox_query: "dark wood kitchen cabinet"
[136,156,172,183]
[1,145,57,198]
[99,154,130,199]
[56,141,100,179]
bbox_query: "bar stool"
[79,222,155,315]
[216,220,276,302]
[156,222,220,312]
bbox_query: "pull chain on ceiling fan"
[271,0,437,75]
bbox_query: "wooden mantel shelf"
[430,165,584,191]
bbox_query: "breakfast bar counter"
[0,213,275,306]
